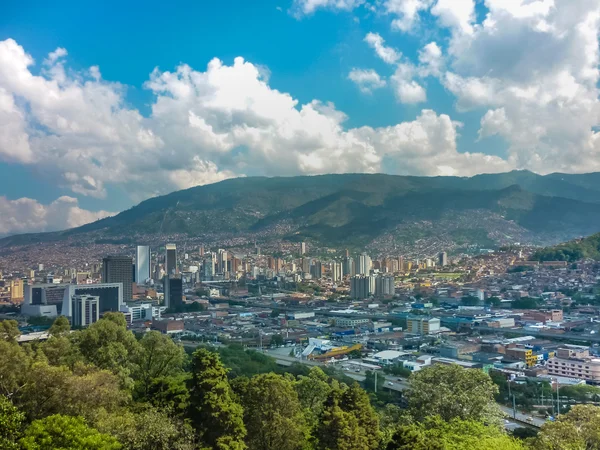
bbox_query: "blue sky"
[0,0,599,234]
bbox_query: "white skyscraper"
[136,246,151,284]
[358,253,372,275]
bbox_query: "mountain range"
[3,170,600,253]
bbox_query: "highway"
[266,348,545,428]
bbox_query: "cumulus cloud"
[348,68,387,93]
[441,0,600,173]
[385,0,434,32]
[0,196,114,236]
[391,63,427,104]
[0,38,510,215]
[364,32,401,64]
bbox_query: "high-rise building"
[202,255,215,280]
[165,244,177,275]
[164,276,183,311]
[300,242,306,255]
[398,256,404,273]
[275,258,283,273]
[350,275,375,299]
[301,257,311,274]
[9,279,24,302]
[310,261,322,279]
[102,256,133,303]
[375,275,395,297]
[357,253,372,275]
[343,257,355,277]
[331,262,342,282]
[199,245,205,257]
[344,249,349,258]
[136,246,151,285]
[218,250,228,274]
[438,252,448,267]
[71,295,99,327]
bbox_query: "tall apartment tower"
[165,244,177,275]
[332,262,343,282]
[136,246,151,284]
[438,252,448,267]
[71,295,100,327]
[357,253,372,275]
[300,242,306,255]
[102,256,133,302]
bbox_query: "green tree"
[0,339,30,398]
[533,404,600,450]
[461,296,480,306]
[270,334,284,347]
[132,331,187,400]
[486,297,503,308]
[146,375,190,416]
[237,373,307,450]
[315,384,380,450]
[405,364,503,426]
[511,297,539,309]
[388,418,524,450]
[74,312,141,381]
[20,414,121,450]
[0,395,24,450]
[296,367,333,425]
[48,316,71,336]
[187,348,247,450]
[95,407,195,450]
[17,360,127,422]
[0,320,20,342]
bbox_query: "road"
[267,348,545,427]
[499,405,546,428]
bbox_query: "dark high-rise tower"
[102,256,133,302]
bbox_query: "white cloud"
[384,0,434,32]
[440,0,600,173]
[391,64,427,103]
[0,38,511,212]
[348,68,387,93]
[0,196,114,236]
[418,42,443,77]
[364,32,401,64]
[290,0,364,16]
[430,0,475,34]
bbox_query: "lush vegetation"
[532,233,600,262]
[2,314,600,449]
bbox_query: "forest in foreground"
[1,314,599,450]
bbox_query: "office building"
[357,253,372,275]
[438,252,448,267]
[335,317,370,328]
[136,246,151,284]
[102,256,133,303]
[202,255,215,280]
[71,295,100,327]
[9,279,24,302]
[300,242,306,255]
[375,275,395,296]
[21,282,123,317]
[165,244,177,275]
[163,276,183,311]
[407,317,441,335]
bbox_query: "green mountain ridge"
[2,171,600,250]
[532,233,600,262]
